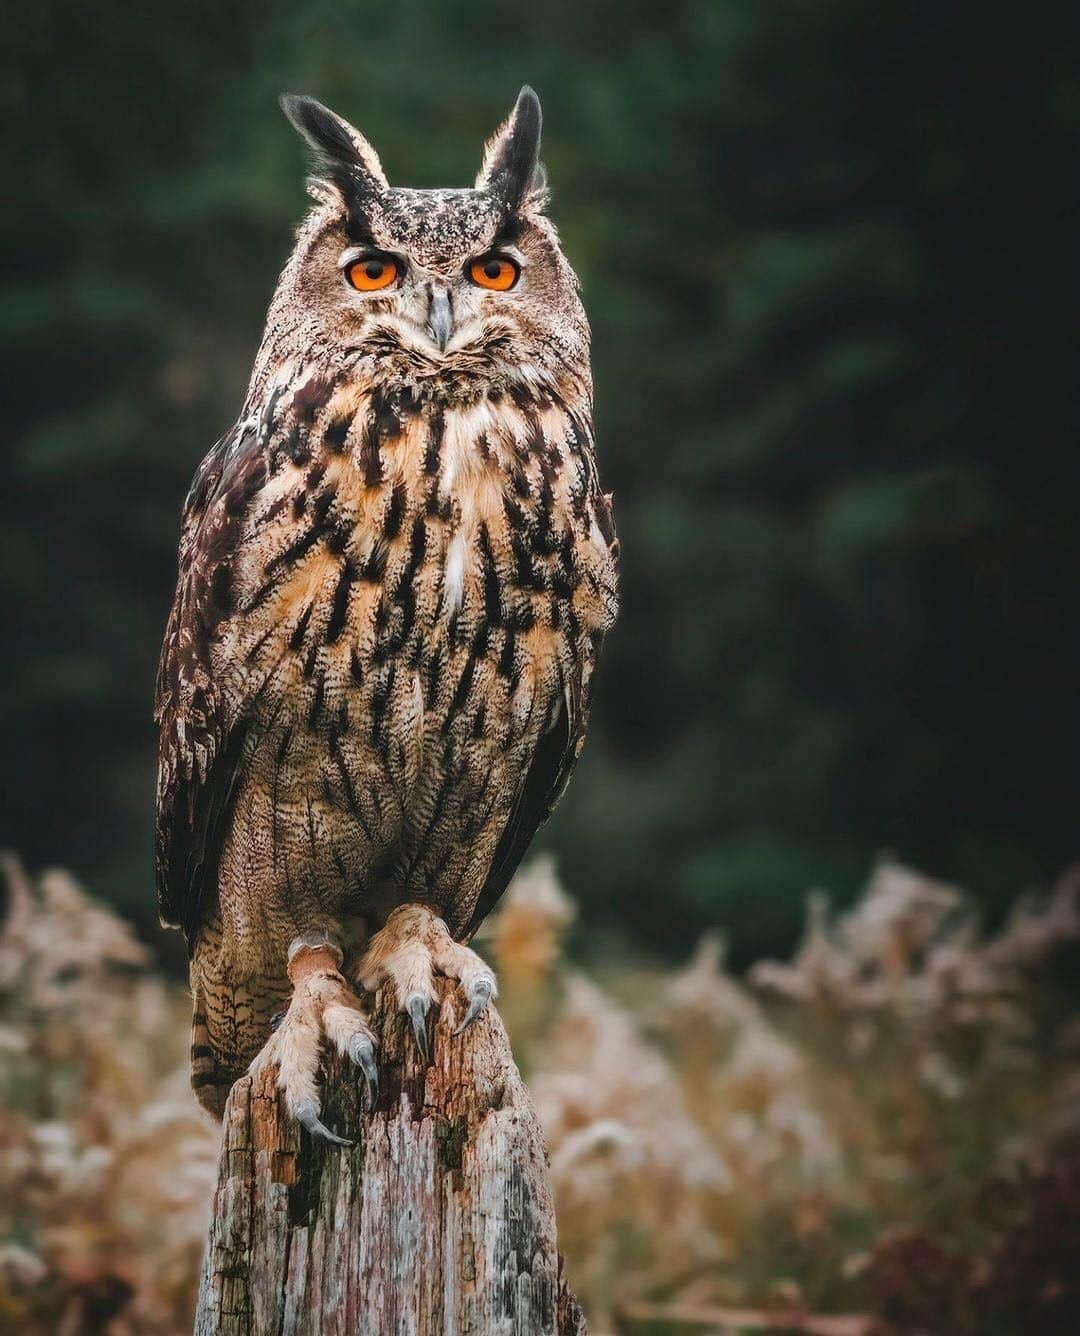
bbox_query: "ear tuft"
[280,94,388,198]
[476,86,546,214]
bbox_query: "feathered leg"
[247,935,378,1145]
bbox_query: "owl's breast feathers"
[155,367,618,946]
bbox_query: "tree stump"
[194,977,586,1335]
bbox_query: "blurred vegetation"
[1,1,1077,963]
[3,855,1080,1333]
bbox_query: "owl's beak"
[425,287,454,353]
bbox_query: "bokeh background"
[3,0,1078,965]
[3,3,1080,1333]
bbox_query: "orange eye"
[346,255,399,292]
[469,255,519,291]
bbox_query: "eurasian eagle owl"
[155,87,618,1140]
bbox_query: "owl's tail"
[188,927,294,1118]
[189,986,246,1121]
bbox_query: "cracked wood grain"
[195,978,585,1335]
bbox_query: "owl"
[155,87,618,1142]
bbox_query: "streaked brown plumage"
[155,87,617,1134]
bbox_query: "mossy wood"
[194,978,585,1335]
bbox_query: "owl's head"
[258,87,588,405]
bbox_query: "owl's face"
[262,88,589,405]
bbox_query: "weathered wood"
[195,978,586,1335]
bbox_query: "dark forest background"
[2,0,1077,970]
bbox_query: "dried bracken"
[3,852,1079,1333]
[508,858,1080,1331]
[0,855,217,1335]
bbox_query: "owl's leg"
[248,935,378,1145]
[358,904,497,1059]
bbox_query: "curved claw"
[295,1098,353,1147]
[455,976,495,1034]
[349,1033,379,1108]
[406,993,432,1061]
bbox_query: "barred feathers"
[156,367,617,947]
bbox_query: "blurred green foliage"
[1,1,1076,964]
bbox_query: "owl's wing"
[154,417,267,949]
[463,639,598,939]
[464,448,619,939]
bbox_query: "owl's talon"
[454,976,495,1033]
[349,1032,379,1106]
[360,905,498,1059]
[295,1098,353,1147]
[406,993,432,1060]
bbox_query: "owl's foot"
[358,904,498,1060]
[248,936,377,1146]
